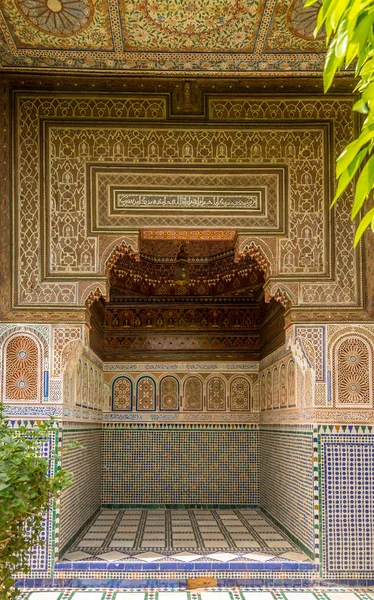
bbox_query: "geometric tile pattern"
[59,429,102,553]
[102,429,258,505]
[62,508,307,562]
[259,428,314,556]
[35,434,59,574]
[319,429,374,579]
[16,428,58,575]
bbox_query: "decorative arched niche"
[206,376,226,411]
[183,376,203,411]
[112,376,133,411]
[230,376,251,411]
[332,334,373,408]
[160,376,179,411]
[136,375,157,411]
[2,334,43,403]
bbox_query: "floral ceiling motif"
[121,0,260,51]
[0,0,327,73]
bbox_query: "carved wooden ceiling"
[0,0,330,74]
[86,239,285,362]
[108,241,264,299]
[139,230,237,260]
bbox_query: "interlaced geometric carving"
[49,378,62,403]
[160,376,179,411]
[209,98,357,307]
[304,370,313,407]
[230,377,250,411]
[272,367,279,408]
[113,376,132,411]
[260,373,266,411]
[52,326,83,377]
[4,335,40,401]
[137,376,156,410]
[94,371,98,409]
[75,360,83,406]
[288,359,296,406]
[296,325,325,382]
[82,363,88,407]
[266,371,272,409]
[207,377,226,411]
[280,363,287,407]
[89,367,94,408]
[14,95,164,307]
[252,382,259,412]
[183,376,203,411]
[13,94,359,310]
[334,336,373,407]
[76,360,82,406]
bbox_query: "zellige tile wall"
[102,425,259,506]
[319,427,374,579]
[259,426,314,556]
[59,428,102,554]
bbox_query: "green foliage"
[0,405,72,599]
[305,0,374,245]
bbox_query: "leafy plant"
[305,0,374,245]
[0,405,72,599]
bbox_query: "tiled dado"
[259,427,314,559]
[102,424,259,506]
[318,425,374,580]
[16,589,374,600]
[59,429,102,554]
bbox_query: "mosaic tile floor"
[62,509,311,564]
[19,588,374,599]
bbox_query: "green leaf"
[332,146,369,207]
[0,402,71,595]
[353,99,369,113]
[351,153,374,218]
[323,39,344,91]
[345,12,374,64]
[330,0,353,30]
[315,0,336,32]
[336,125,374,176]
[354,206,374,245]
[361,81,374,103]
[335,19,350,58]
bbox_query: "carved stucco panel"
[12,94,361,310]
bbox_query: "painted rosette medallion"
[287,0,323,40]
[15,0,93,36]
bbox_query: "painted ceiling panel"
[0,0,327,74]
